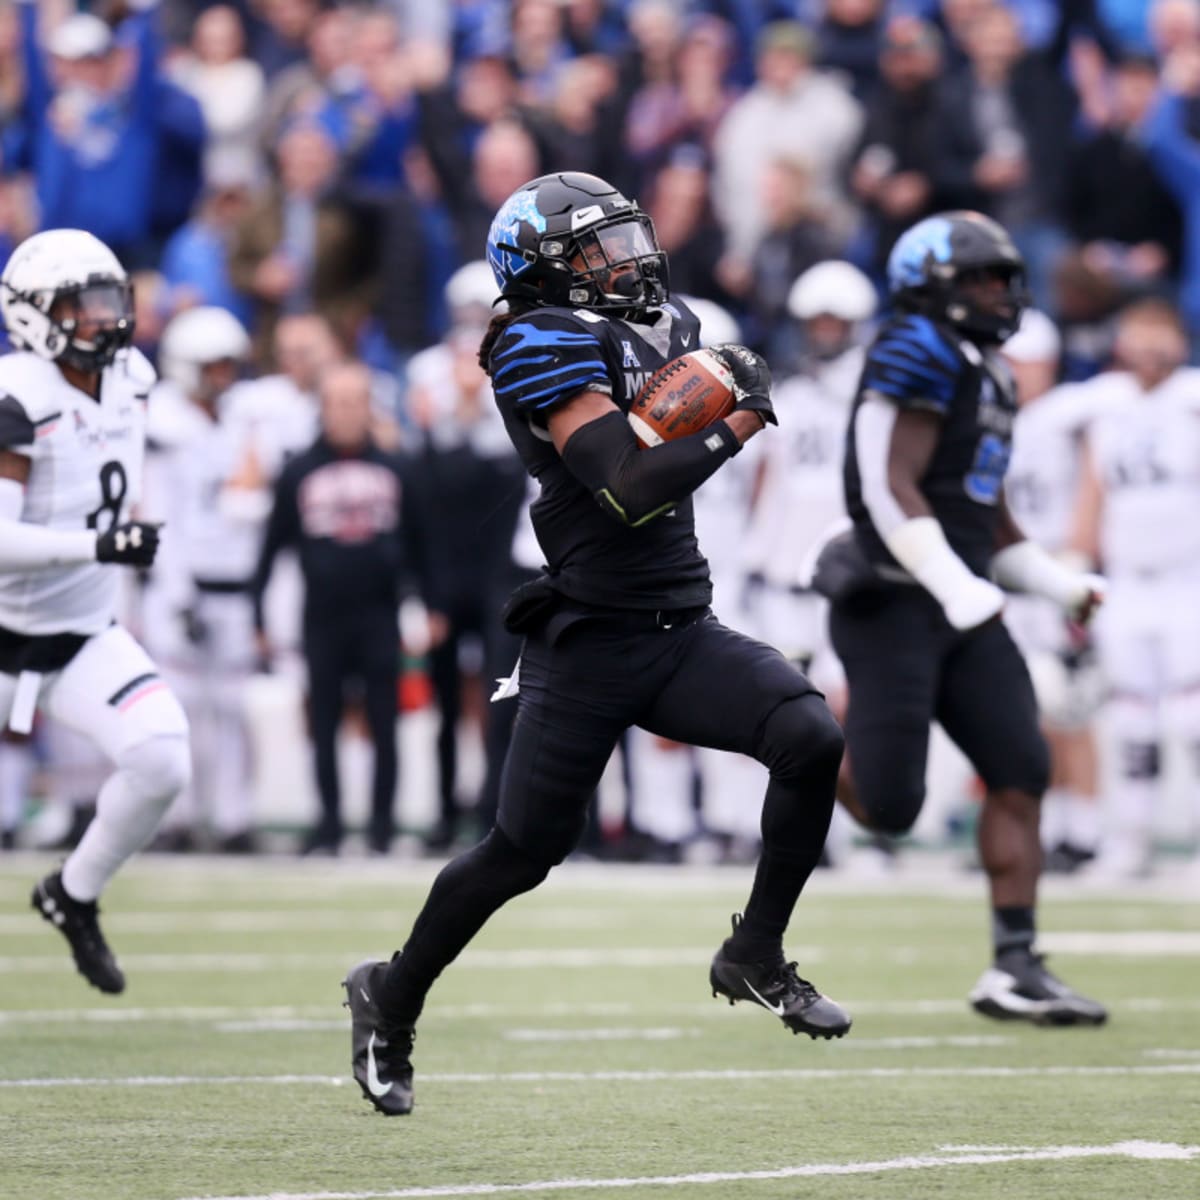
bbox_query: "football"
[627,348,736,447]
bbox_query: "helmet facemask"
[12,275,135,372]
[552,214,668,312]
[939,262,1027,343]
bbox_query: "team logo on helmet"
[487,189,547,287]
[887,216,954,292]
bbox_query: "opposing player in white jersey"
[1073,299,1200,877]
[742,261,877,685]
[141,306,259,851]
[0,229,191,993]
[741,262,883,867]
[1001,310,1117,871]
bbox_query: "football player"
[815,211,1109,1025]
[0,229,191,993]
[1072,298,1200,878]
[140,305,258,852]
[342,172,851,1116]
[1000,309,1116,873]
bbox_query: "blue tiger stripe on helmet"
[487,189,547,289]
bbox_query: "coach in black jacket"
[252,362,421,855]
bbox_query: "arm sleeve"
[858,316,961,416]
[490,317,612,416]
[561,411,739,526]
[0,477,96,569]
[250,466,299,632]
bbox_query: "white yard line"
[168,1141,1200,1200]
[5,1063,1200,1089]
[5,997,1200,1027]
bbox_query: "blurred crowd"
[1,0,1199,876]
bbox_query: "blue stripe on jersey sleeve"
[862,315,959,412]
[492,320,611,413]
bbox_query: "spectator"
[248,0,319,81]
[736,156,841,357]
[252,361,421,856]
[259,6,356,150]
[929,3,1077,307]
[815,0,887,100]
[849,15,946,281]
[640,147,736,311]
[712,20,863,263]
[510,0,574,107]
[622,14,737,190]
[167,4,266,187]
[159,161,257,323]
[228,120,376,358]
[1140,44,1200,337]
[6,3,206,267]
[541,54,625,180]
[1066,54,1183,298]
[316,9,416,196]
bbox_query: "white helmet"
[1000,307,1061,364]
[445,260,501,314]
[787,260,878,323]
[0,228,133,370]
[159,306,251,395]
[676,294,742,348]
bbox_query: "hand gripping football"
[627,348,736,447]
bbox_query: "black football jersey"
[844,313,1018,576]
[490,299,710,609]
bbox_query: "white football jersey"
[1005,379,1124,550]
[740,348,862,586]
[0,348,153,635]
[1085,368,1200,578]
[144,382,265,589]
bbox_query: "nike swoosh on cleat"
[742,976,786,1017]
[366,1032,393,1097]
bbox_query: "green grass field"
[1,852,1198,1200]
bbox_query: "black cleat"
[969,948,1108,1026]
[31,872,125,994]
[342,958,416,1116]
[709,915,851,1039]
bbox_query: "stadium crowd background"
[0,0,1197,872]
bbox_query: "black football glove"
[708,343,776,426]
[96,521,161,567]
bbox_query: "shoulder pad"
[862,314,962,414]
[116,346,157,391]
[491,311,611,414]
[0,353,69,424]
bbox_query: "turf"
[1,853,1198,1200]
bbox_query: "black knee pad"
[759,694,845,785]
[474,825,556,892]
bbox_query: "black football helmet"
[886,211,1028,342]
[486,172,668,312]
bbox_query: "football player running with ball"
[343,172,851,1116]
[815,212,1108,1026]
[0,230,191,994]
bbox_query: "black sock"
[380,828,550,1024]
[992,905,1036,959]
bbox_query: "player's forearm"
[0,517,96,570]
[561,411,739,526]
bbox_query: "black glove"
[96,521,161,567]
[708,343,776,426]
